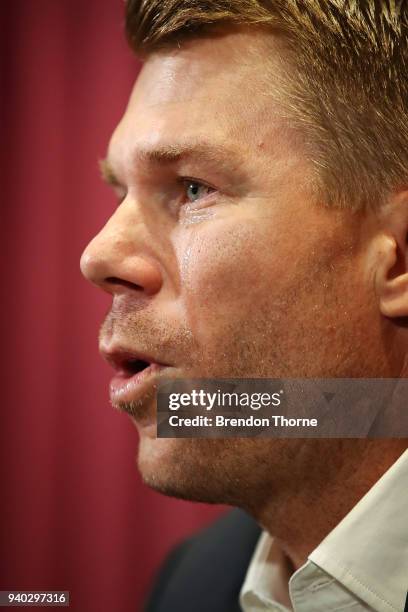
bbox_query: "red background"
[0,1,224,610]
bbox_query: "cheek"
[176,219,287,342]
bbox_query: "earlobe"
[375,235,408,318]
[379,273,408,318]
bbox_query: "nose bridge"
[92,202,138,261]
[80,200,163,296]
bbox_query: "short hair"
[125,1,408,210]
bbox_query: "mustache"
[98,303,196,364]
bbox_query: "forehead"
[109,28,295,165]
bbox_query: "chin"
[137,437,199,497]
[137,436,180,472]
[136,436,239,505]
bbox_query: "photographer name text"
[166,415,318,428]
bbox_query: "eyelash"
[114,178,217,207]
[179,177,216,205]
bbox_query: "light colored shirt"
[240,449,408,612]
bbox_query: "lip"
[109,362,167,407]
[100,345,170,411]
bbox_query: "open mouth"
[101,348,167,379]
[123,358,152,377]
[100,346,169,409]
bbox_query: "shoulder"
[145,509,261,612]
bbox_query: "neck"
[250,440,406,570]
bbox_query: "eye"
[183,180,215,203]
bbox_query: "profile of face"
[80,28,406,512]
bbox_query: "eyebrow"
[99,142,246,187]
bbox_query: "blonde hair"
[125,1,408,210]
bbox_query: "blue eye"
[185,181,213,203]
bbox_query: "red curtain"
[0,2,224,610]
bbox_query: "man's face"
[81,28,392,508]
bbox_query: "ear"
[375,191,408,319]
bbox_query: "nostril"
[105,277,143,291]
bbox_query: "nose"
[80,201,163,296]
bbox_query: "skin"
[80,28,408,570]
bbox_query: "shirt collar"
[240,531,293,611]
[240,449,408,612]
[309,448,408,611]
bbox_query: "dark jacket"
[145,509,261,612]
